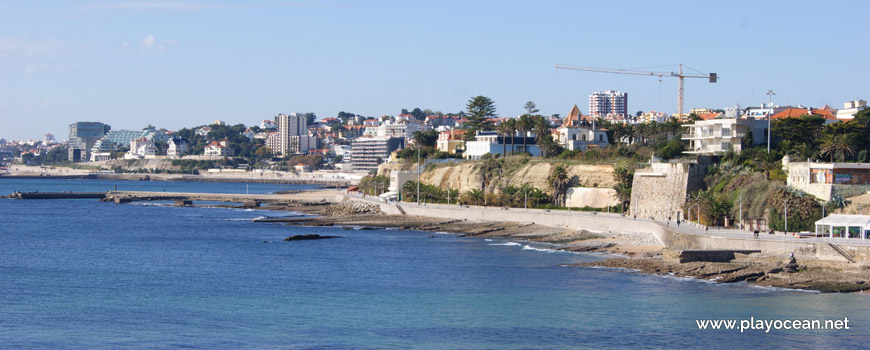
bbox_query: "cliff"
[380,158,617,193]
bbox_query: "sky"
[1,0,868,140]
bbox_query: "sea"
[1,178,868,349]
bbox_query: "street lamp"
[738,195,743,230]
[416,146,421,205]
[766,89,776,153]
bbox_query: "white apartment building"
[167,138,189,158]
[589,90,628,118]
[350,137,405,172]
[682,118,766,155]
[836,100,867,121]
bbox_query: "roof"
[816,214,870,227]
[698,112,723,120]
[771,108,837,120]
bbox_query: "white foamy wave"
[488,241,522,247]
[434,232,452,235]
[521,245,558,253]
[484,239,493,242]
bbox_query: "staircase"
[395,205,407,215]
[828,243,856,263]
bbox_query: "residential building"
[836,100,867,121]
[167,137,189,158]
[589,90,628,118]
[272,113,316,157]
[785,159,870,201]
[89,152,112,162]
[129,137,156,158]
[68,122,111,162]
[350,137,405,172]
[378,119,423,139]
[436,129,466,155]
[204,140,234,156]
[681,118,766,155]
[556,124,608,151]
[771,107,838,125]
[260,119,277,130]
[464,131,539,160]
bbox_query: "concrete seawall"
[349,196,870,263]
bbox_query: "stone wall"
[565,187,617,208]
[629,160,707,221]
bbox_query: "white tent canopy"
[815,214,870,239]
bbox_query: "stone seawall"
[348,195,870,263]
[664,230,870,263]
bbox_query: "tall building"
[589,90,628,118]
[68,122,110,162]
[273,113,316,157]
[351,137,404,172]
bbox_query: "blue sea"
[1,179,868,349]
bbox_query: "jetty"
[6,190,341,206]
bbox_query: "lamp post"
[416,146,420,205]
[766,89,776,153]
[738,195,743,230]
[524,184,528,210]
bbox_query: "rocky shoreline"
[258,200,870,293]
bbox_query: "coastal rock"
[283,234,341,241]
[323,201,381,216]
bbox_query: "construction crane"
[555,64,717,119]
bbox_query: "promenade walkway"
[346,193,870,247]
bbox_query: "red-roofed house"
[771,108,838,124]
[204,140,234,156]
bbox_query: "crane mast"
[555,64,717,119]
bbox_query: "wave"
[488,241,522,247]
[585,265,642,273]
[521,244,558,253]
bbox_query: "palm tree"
[504,118,517,155]
[548,165,569,206]
[612,182,632,214]
[754,152,780,180]
[461,188,484,206]
[517,114,532,153]
[496,121,512,158]
[820,133,856,162]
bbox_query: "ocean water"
[1,179,868,349]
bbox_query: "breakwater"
[0,173,351,186]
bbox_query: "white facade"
[556,126,609,151]
[204,140,233,156]
[589,90,628,118]
[167,138,188,158]
[836,100,867,121]
[464,132,541,160]
[90,152,112,162]
[682,118,765,155]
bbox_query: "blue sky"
[1,0,867,140]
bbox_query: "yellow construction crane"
[555,64,717,119]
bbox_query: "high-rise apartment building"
[272,113,316,157]
[589,90,628,118]
[68,122,111,162]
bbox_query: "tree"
[523,101,539,115]
[517,114,532,152]
[754,152,780,180]
[496,121,512,157]
[504,118,517,155]
[819,134,856,162]
[411,129,438,149]
[548,165,569,206]
[465,96,497,132]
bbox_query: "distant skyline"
[1,0,868,140]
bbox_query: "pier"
[6,190,341,206]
